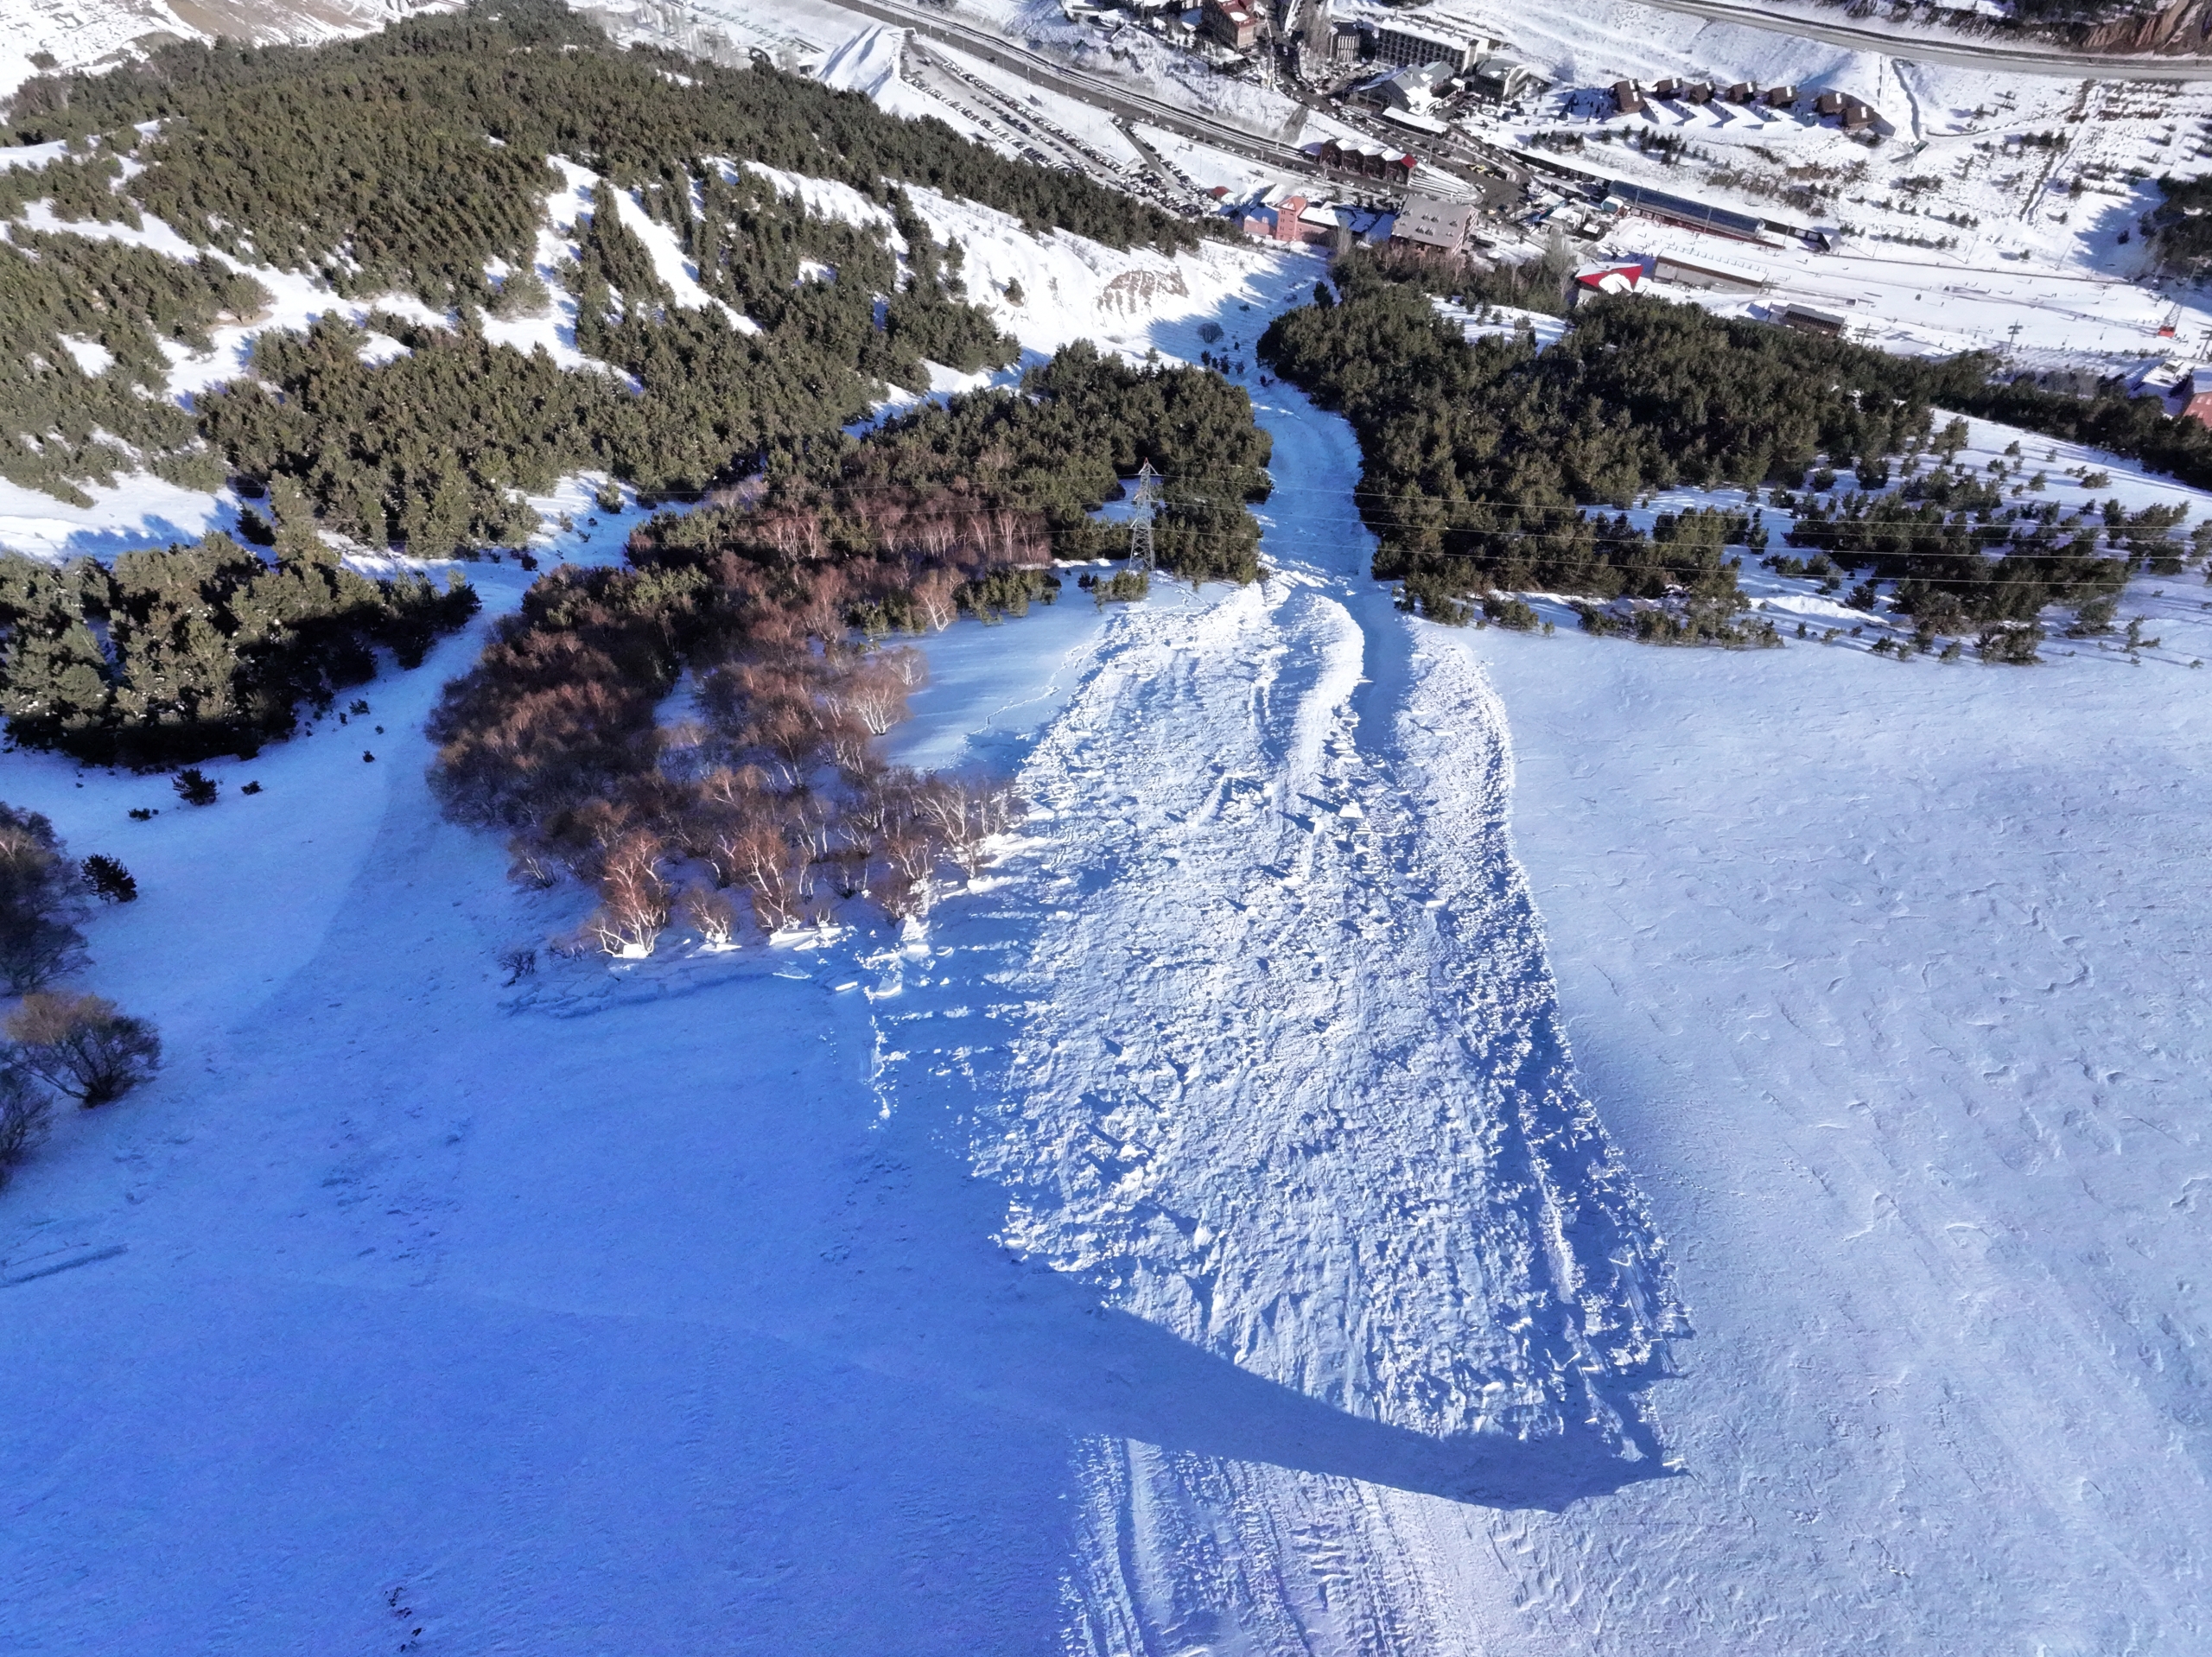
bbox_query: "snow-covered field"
[5,224,2208,1651]
[5,3,2212,1644]
[0,0,450,98]
[1421,597,2212,1653]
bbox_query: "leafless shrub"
[846,768,911,839]
[584,831,671,955]
[918,778,1022,879]
[681,885,739,946]
[828,850,868,899]
[823,713,874,778]
[912,568,959,632]
[548,929,597,961]
[729,824,804,933]
[842,658,914,735]
[7,993,161,1107]
[0,1067,52,1186]
[876,832,938,922]
[653,718,720,782]
[506,835,560,890]
[877,644,929,692]
[696,764,770,810]
[788,794,837,863]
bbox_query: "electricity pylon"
[1127,460,1161,572]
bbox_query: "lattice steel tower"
[1127,460,1161,573]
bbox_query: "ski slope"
[3,230,2209,1654]
[1414,605,2212,1653]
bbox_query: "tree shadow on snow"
[53,508,239,562]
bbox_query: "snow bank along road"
[3,247,2205,1652]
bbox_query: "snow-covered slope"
[1411,596,2212,1653]
[926,573,1675,1455]
[0,143,1263,562]
[3,127,2209,1652]
[0,0,450,98]
[0,244,1673,1651]
[990,297,2212,1654]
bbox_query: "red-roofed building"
[1238,195,1346,246]
[2183,367,2212,428]
[1201,0,1260,50]
[1574,262,1645,299]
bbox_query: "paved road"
[1624,0,2212,80]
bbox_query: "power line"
[644,474,2117,523]
[681,497,2142,554]
[609,518,2151,594]
[602,472,2159,594]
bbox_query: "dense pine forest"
[0,0,1201,284]
[0,0,1205,536]
[0,0,1229,770]
[1260,257,2177,642]
[0,514,477,767]
[0,219,265,504]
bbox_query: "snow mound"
[885,581,1677,1454]
[819,22,902,100]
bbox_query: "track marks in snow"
[850,342,1686,1648]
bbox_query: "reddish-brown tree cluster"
[428,345,1275,957]
[429,547,1025,956]
[546,746,1022,955]
[631,479,1058,640]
